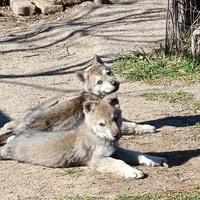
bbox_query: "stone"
[32,0,63,14]
[79,1,93,7]
[44,0,62,4]
[34,0,82,6]
[191,26,200,58]
[61,0,82,5]
[10,0,35,16]
[93,0,102,4]
[109,0,119,3]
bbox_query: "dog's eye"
[97,80,103,85]
[106,70,112,76]
[99,122,105,126]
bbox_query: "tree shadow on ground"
[0,111,11,128]
[0,79,81,93]
[147,148,200,167]
[0,5,166,54]
[0,58,91,79]
[141,115,200,129]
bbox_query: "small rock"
[44,0,62,4]
[93,0,103,5]
[62,0,82,5]
[79,1,93,7]
[109,0,119,3]
[32,0,63,14]
[10,0,35,16]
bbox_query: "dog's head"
[83,97,122,142]
[76,55,120,96]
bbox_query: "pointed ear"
[93,54,105,66]
[83,101,98,113]
[76,71,86,82]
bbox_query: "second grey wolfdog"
[0,98,168,178]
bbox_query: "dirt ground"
[0,1,200,199]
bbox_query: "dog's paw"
[6,135,16,143]
[0,121,16,135]
[122,122,156,135]
[124,168,144,179]
[139,155,169,168]
[135,124,156,134]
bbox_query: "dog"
[0,98,168,178]
[0,55,155,144]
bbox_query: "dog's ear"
[83,101,98,113]
[93,55,105,66]
[76,71,87,82]
[104,94,120,108]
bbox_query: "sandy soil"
[0,1,200,199]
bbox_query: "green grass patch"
[115,190,200,200]
[63,168,83,176]
[115,194,161,200]
[54,196,97,200]
[141,91,200,131]
[192,101,200,113]
[54,190,200,200]
[141,91,193,104]
[195,122,200,128]
[113,55,200,83]
[141,91,200,114]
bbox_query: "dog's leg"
[0,144,10,159]
[88,157,144,179]
[0,121,17,145]
[114,147,169,167]
[0,120,16,135]
[122,120,156,135]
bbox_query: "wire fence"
[165,0,200,54]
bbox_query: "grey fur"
[0,55,156,144]
[0,99,168,178]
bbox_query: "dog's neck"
[81,90,105,100]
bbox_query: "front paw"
[139,155,169,168]
[0,121,16,135]
[135,124,156,134]
[124,168,144,179]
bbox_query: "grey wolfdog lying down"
[0,55,156,144]
[0,98,168,178]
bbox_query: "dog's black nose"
[112,80,119,87]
